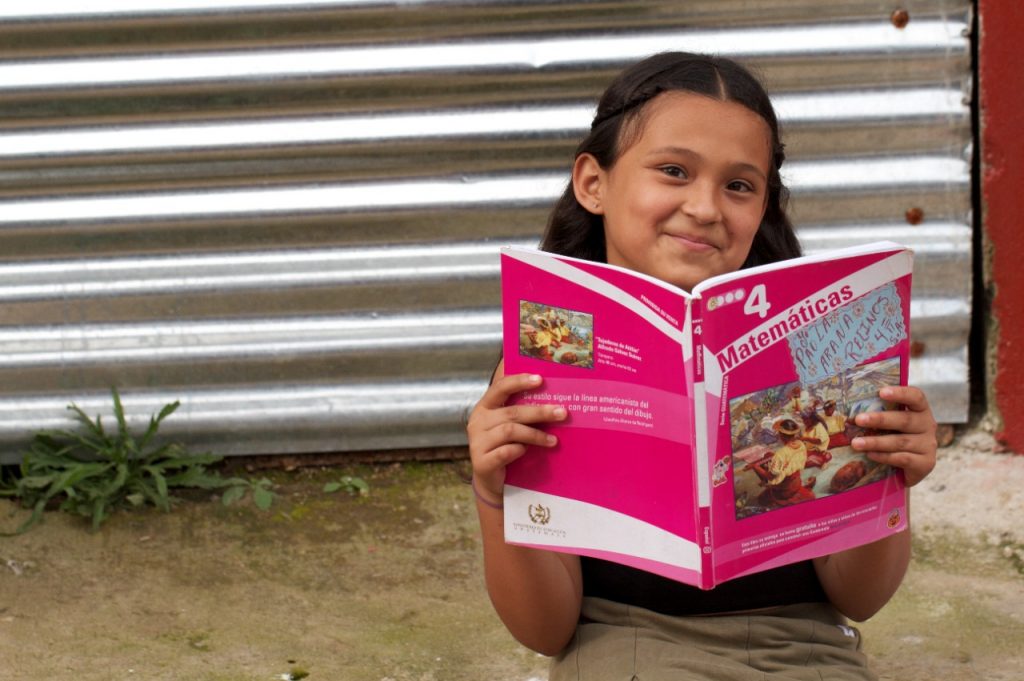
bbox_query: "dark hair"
[540,51,801,270]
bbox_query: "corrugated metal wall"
[0,1,973,462]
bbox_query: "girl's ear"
[572,153,606,215]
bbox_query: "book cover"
[499,242,913,589]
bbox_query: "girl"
[467,52,937,680]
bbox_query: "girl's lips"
[667,233,716,252]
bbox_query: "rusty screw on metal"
[891,9,910,29]
[905,207,924,225]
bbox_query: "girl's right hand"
[466,364,567,506]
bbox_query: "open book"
[500,241,913,589]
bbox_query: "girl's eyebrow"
[648,145,768,182]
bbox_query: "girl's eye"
[659,165,687,179]
[727,180,755,193]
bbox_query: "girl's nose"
[681,182,722,225]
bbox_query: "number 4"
[743,284,771,319]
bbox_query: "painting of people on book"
[728,356,901,519]
[517,300,594,369]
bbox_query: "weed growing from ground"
[324,475,370,496]
[0,388,273,533]
[222,476,277,510]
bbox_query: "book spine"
[692,302,704,384]
[691,301,715,589]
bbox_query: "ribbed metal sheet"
[0,1,973,462]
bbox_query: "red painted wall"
[979,0,1024,452]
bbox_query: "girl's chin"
[659,272,701,292]
[657,260,725,291]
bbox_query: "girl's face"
[575,91,772,291]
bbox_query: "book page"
[696,244,913,585]
[499,247,704,586]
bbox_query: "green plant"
[0,388,270,534]
[221,476,277,511]
[323,474,369,497]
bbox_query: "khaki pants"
[550,597,876,681]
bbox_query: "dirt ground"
[2,428,1023,681]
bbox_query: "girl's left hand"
[851,385,937,487]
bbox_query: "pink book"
[500,242,913,589]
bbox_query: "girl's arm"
[467,361,583,655]
[813,385,937,620]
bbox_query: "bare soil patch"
[2,431,1022,681]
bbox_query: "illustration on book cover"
[724,283,908,519]
[517,300,595,369]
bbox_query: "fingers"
[471,400,567,434]
[851,385,938,487]
[472,419,561,461]
[861,448,936,487]
[875,385,930,413]
[469,372,566,433]
[476,372,544,410]
[854,386,935,433]
[467,372,569,498]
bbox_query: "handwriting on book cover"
[790,283,906,384]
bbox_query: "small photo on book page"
[517,299,595,369]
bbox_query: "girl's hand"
[851,385,937,487]
[466,368,567,505]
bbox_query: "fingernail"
[852,437,864,449]
[546,434,558,446]
[553,407,567,419]
[530,374,542,383]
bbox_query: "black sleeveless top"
[581,557,828,616]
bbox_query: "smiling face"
[573,91,772,291]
